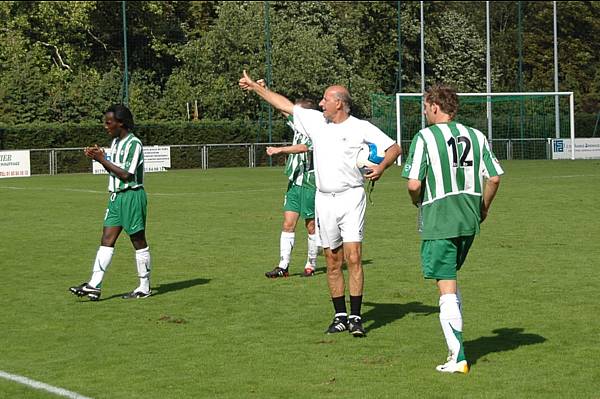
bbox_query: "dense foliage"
[1,1,598,142]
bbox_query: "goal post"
[382,91,575,162]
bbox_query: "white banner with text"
[0,150,31,178]
[551,138,600,160]
[93,146,171,174]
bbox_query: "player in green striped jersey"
[402,85,502,374]
[69,104,152,301]
[264,96,320,278]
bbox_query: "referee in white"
[240,71,401,336]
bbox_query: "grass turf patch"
[0,160,598,398]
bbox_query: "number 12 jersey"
[402,121,504,240]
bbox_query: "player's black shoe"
[121,290,152,299]
[348,316,366,337]
[265,267,289,278]
[69,283,101,301]
[325,315,348,334]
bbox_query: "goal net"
[371,92,575,160]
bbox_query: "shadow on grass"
[465,328,547,366]
[152,278,211,296]
[101,278,211,300]
[362,301,438,333]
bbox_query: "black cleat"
[121,290,152,299]
[69,283,101,301]
[265,267,289,278]
[325,316,348,334]
[348,316,366,337]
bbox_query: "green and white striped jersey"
[284,116,315,189]
[402,121,503,239]
[107,133,144,193]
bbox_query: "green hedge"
[575,113,600,136]
[0,120,294,173]
[0,120,292,150]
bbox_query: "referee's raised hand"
[238,70,255,91]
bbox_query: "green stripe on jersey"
[466,127,482,193]
[483,144,500,177]
[284,118,315,188]
[429,124,453,195]
[108,133,144,193]
[425,165,436,203]
[403,121,503,239]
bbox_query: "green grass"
[1,160,599,398]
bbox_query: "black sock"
[332,296,347,315]
[350,295,363,318]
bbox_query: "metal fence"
[30,138,550,176]
[32,142,291,175]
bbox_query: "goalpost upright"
[395,91,575,161]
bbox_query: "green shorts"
[420,235,475,280]
[103,188,147,235]
[283,182,315,220]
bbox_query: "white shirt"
[293,105,396,193]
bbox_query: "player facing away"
[264,97,320,278]
[240,70,401,337]
[69,104,152,301]
[402,85,502,373]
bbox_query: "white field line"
[0,370,92,399]
[0,185,281,196]
[0,174,598,197]
[0,186,105,194]
[543,174,600,179]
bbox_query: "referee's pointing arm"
[239,70,294,115]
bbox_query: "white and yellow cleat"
[435,359,469,374]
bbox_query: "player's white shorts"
[315,186,366,249]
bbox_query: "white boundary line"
[0,186,283,196]
[0,370,93,399]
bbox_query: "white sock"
[439,294,466,363]
[278,232,295,269]
[135,247,152,293]
[306,233,318,269]
[88,246,114,288]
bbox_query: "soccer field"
[1,160,598,398]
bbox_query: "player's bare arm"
[88,144,134,182]
[239,70,294,115]
[407,178,422,207]
[364,143,402,181]
[256,79,293,118]
[481,175,501,222]
[266,144,309,156]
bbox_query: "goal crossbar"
[395,91,575,160]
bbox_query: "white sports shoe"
[436,359,469,374]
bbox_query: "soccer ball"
[356,142,384,171]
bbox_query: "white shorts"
[315,187,366,249]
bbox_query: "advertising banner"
[551,138,600,160]
[93,146,171,174]
[0,150,31,178]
